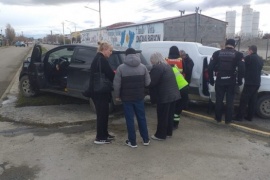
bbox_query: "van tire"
[19,75,38,97]
[256,95,270,119]
[89,98,114,113]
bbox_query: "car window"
[72,48,96,65]
[48,47,74,64]
[108,54,123,70]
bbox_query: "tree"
[5,24,16,44]
[262,33,270,39]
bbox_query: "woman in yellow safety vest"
[172,65,189,129]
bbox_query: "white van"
[140,41,219,101]
[140,41,270,119]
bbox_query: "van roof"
[140,41,203,46]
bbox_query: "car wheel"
[89,98,114,113]
[256,95,270,119]
[19,75,38,97]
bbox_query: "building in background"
[81,13,227,49]
[252,11,260,37]
[226,11,236,38]
[241,5,260,38]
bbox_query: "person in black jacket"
[208,39,245,124]
[91,41,115,145]
[234,45,264,121]
[179,50,194,84]
[148,52,181,140]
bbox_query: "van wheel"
[256,95,270,119]
[89,98,114,113]
[19,75,38,97]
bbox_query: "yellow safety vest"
[172,66,188,90]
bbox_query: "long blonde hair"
[97,41,112,52]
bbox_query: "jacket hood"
[124,54,141,67]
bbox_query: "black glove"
[209,79,215,86]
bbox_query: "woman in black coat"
[148,52,181,140]
[91,41,115,144]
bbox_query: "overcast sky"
[0,0,269,38]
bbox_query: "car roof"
[56,44,141,54]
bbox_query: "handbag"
[93,58,113,93]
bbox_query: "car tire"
[256,95,270,119]
[89,98,114,113]
[19,75,38,97]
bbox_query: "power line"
[137,0,183,13]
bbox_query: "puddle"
[0,163,40,180]
[1,95,17,105]
[0,122,96,137]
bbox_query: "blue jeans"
[123,100,149,145]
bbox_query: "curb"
[182,110,270,138]
[0,47,33,101]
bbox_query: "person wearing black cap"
[234,45,264,121]
[113,48,151,148]
[208,39,245,124]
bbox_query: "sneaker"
[107,134,115,140]
[125,140,137,148]
[151,135,165,141]
[143,139,150,146]
[94,139,111,144]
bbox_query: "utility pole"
[62,22,65,45]
[195,7,200,42]
[65,20,77,43]
[85,0,102,41]
[266,37,269,61]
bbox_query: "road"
[0,104,270,180]
[0,45,31,98]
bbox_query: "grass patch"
[41,46,47,54]
[16,92,88,107]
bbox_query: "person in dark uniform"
[208,39,245,124]
[234,45,263,121]
[179,50,194,84]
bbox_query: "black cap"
[248,45,257,53]
[125,48,136,55]
[168,46,180,59]
[225,39,236,47]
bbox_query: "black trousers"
[174,86,189,114]
[237,85,260,120]
[155,101,176,139]
[215,84,235,122]
[92,94,110,140]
